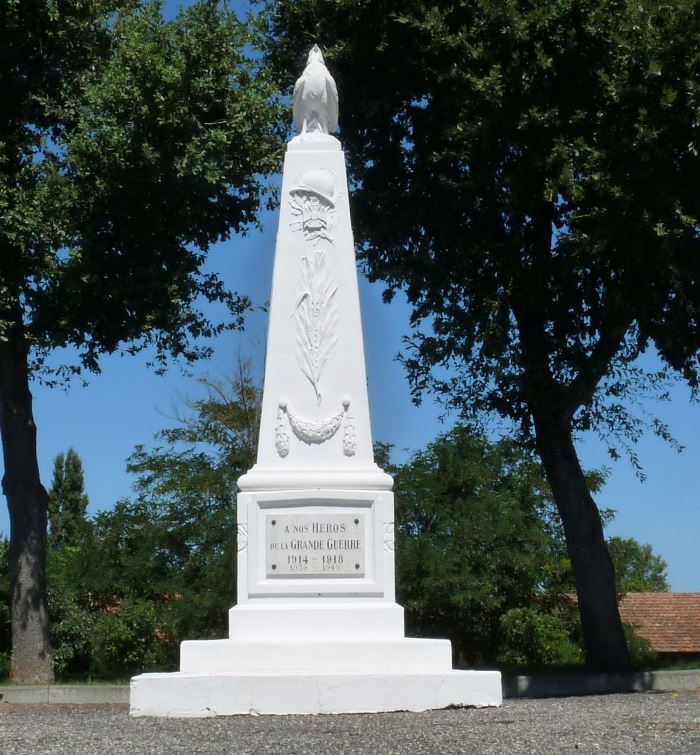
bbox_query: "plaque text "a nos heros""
[266,513,365,577]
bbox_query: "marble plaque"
[266,513,365,577]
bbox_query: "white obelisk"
[130,46,501,716]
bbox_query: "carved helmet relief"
[289,168,339,245]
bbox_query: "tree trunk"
[0,303,53,683]
[532,407,630,671]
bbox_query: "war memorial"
[129,46,501,716]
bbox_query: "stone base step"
[228,602,405,641]
[180,637,452,674]
[130,670,502,716]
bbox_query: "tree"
[0,1,282,681]
[607,536,669,593]
[382,427,667,668]
[267,0,699,670]
[48,449,89,549]
[0,538,10,678]
[390,427,560,665]
[114,360,261,635]
[45,360,261,677]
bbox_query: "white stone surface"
[236,466,393,491]
[179,638,453,674]
[293,45,339,137]
[130,671,502,717]
[130,46,501,716]
[243,136,377,476]
[227,602,405,642]
[236,489,394,602]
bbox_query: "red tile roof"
[618,593,700,653]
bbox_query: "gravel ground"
[0,691,698,755]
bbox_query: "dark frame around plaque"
[239,489,390,599]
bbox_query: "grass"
[0,673,133,686]
[500,656,700,675]
[634,656,700,672]
[0,677,131,686]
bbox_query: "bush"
[0,650,9,680]
[624,623,658,667]
[497,607,583,667]
[90,597,168,678]
[50,601,96,676]
[46,545,99,677]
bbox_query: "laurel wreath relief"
[274,399,356,458]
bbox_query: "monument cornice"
[237,465,394,492]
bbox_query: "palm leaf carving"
[293,251,339,403]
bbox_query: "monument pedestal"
[131,595,501,715]
[130,485,501,716]
[131,51,501,715]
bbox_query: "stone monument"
[130,45,502,716]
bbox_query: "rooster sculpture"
[293,45,339,136]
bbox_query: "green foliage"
[42,361,260,678]
[48,449,89,548]
[83,493,236,645]
[640,655,700,672]
[46,541,99,676]
[2,0,284,376]
[543,534,671,595]
[623,624,659,668]
[48,596,96,676]
[393,427,560,664]
[1,0,283,683]
[0,652,9,681]
[607,536,670,593]
[623,623,658,668]
[267,1,699,443]
[497,608,582,668]
[37,391,673,676]
[90,596,168,677]
[387,425,670,668]
[268,0,698,670]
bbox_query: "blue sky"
[0,197,698,591]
